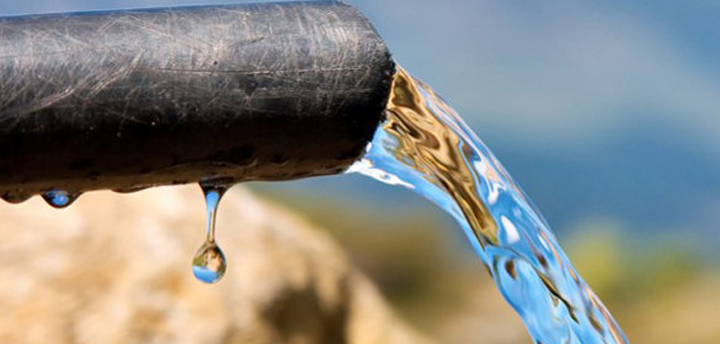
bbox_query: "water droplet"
[112,185,150,194]
[1,192,32,204]
[191,180,232,284]
[41,189,80,208]
[192,241,227,283]
[42,189,80,209]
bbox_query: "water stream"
[347,67,629,344]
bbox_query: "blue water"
[348,67,629,343]
[192,265,223,283]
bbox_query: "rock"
[0,185,435,344]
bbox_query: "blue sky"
[2,1,718,247]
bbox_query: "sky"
[1,0,718,249]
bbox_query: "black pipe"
[0,1,394,202]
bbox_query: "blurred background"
[1,0,719,343]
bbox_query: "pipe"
[0,1,394,202]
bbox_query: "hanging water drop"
[1,192,32,204]
[41,189,79,208]
[111,185,150,194]
[192,241,227,283]
[191,181,231,284]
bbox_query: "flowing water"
[347,67,629,344]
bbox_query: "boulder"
[0,185,434,344]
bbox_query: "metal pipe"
[0,1,394,202]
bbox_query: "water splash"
[192,181,230,284]
[41,189,80,208]
[348,67,629,343]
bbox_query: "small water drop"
[111,185,150,194]
[191,180,232,284]
[41,189,79,208]
[1,192,32,204]
[191,241,227,283]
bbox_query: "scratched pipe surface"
[0,2,394,201]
